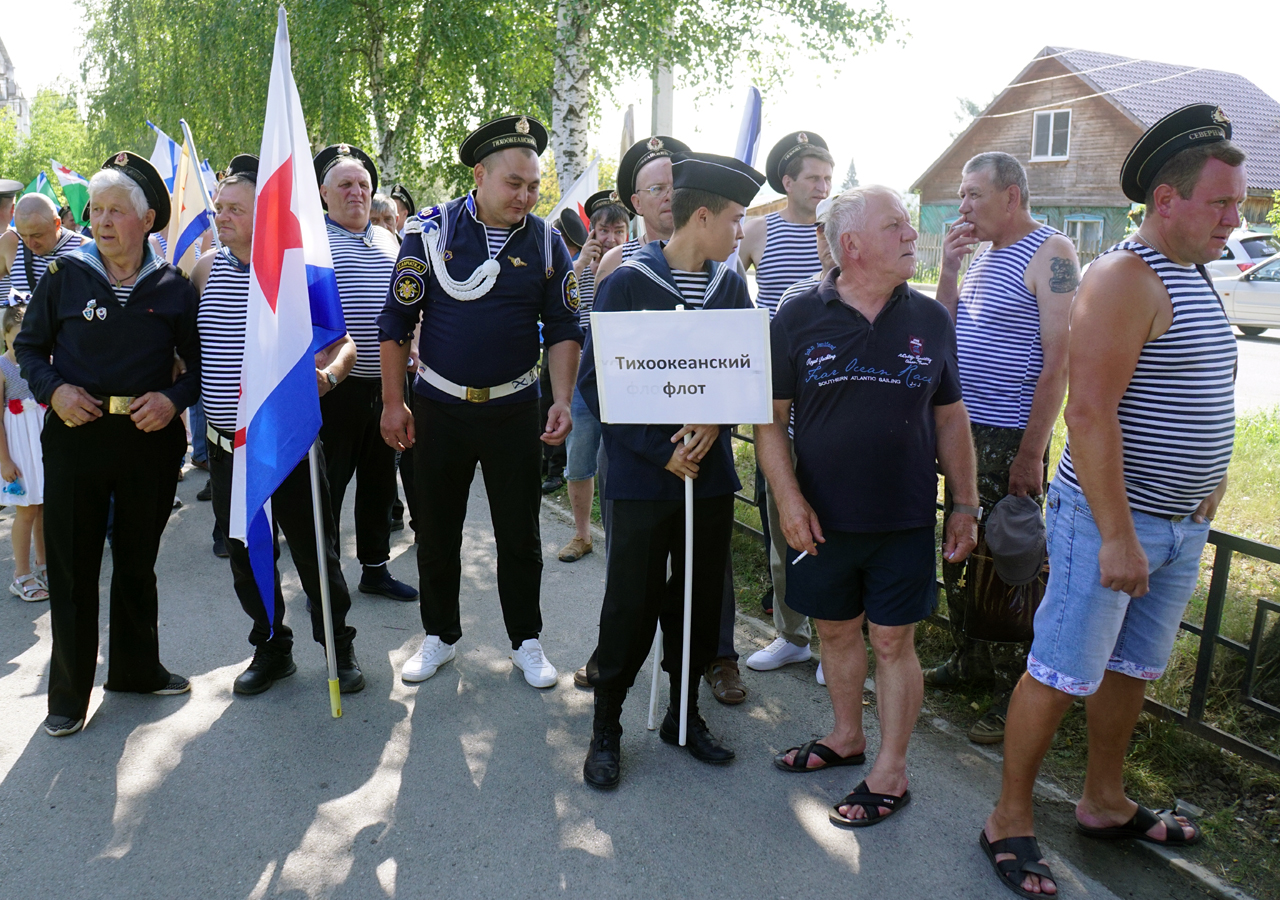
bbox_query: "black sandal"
[1076,804,1201,846]
[773,739,866,773]
[980,830,1055,899]
[828,780,910,828]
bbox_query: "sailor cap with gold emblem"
[459,115,549,167]
[616,135,690,214]
[584,189,632,221]
[765,130,829,194]
[313,143,379,193]
[100,151,171,233]
[389,183,415,213]
[1121,104,1234,203]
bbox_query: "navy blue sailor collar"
[64,239,165,291]
[816,267,911,309]
[623,239,733,305]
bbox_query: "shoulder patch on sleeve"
[395,257,427,274]
[562,270,580,313]
[393,270,425,305]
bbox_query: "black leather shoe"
[234,648,297,695]
[212,535,230,559]
[336,644,365,693]
[196,480,212,502]
[541,475,564,494]
[358,565,419,601]
[659,707,735,764]
[583,730,622,788]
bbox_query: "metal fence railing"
[730,428,1280,773]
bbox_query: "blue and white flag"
[147,121,181,194]
[734,86,763,167]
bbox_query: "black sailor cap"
[765,130,829,194]
[556,207,589,248]
[671,152,766,208]
[617,136,689,214]
[100,150,171,233]
[1121,104,1233,203]
[314,143,379,193]
[585,189,631,220]
[459,115,548,168]
[389,183,415,212]
[224,154,260,181]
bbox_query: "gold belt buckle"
[108,396,136,415]
[466,386,490,404]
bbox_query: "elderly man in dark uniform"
[16,152,199,737]
[379,115,583,690]
[576,151,766,788]
[315,143,417,602]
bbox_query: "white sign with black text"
[590,307,773,425]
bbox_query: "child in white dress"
[0,305,47,601]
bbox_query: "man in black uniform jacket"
[576,151,765,788]
[16,152,199,737]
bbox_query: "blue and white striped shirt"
[1056,240,1236,517]
[754,212,822,318]
[955,225,1055,429]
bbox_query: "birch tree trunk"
[551,0,593,189]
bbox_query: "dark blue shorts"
[786,526,938,626]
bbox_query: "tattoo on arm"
[1049,256,1080,294]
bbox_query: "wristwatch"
[952,503,983,521]
[325,371,338,390]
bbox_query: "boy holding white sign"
[576,151,766,789]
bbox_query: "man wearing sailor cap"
[378,115,583,690]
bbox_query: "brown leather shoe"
[558,536,592,562]
[705,658,747,705]
[573,665,592,688]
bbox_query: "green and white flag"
[51,160,90,225]
[24,172,61,209]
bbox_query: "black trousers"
[586,494,734,693]
[43,413,186,719]
[412,394,544,647]
[319,375,397,566]
[207,433,355,654]
[538,348,565,480]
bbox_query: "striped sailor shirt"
[327,218,399,379]
[197,249,252,431]
[754,212,822,318]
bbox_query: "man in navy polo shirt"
[758,186,979,827]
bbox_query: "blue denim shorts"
[1028,480,1209,696]
[565,387,602,482]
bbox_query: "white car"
[1205,230,1280,281]
[1214,253,1280,336]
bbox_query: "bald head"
[15,193,64,255]
[15,193,59,226]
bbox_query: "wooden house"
[911,47,1280,263]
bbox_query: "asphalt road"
[0,468,1214,899]
[1234,331,1280,415]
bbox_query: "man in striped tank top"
[0,179,17,303]
[0,193,91,302]
[314,143,418,604]
[983,105,1241,898]
[739,132,833,679]
[193,158,365,696]
[923,152,1076,745]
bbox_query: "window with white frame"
[1031,109,1071,160]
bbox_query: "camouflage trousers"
[940,424,1045,691]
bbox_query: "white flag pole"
[646,624,663,730]
[679,430,693,746]
[308,440,342,718]
[178,119,222,251]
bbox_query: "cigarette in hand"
[791,551,809,566]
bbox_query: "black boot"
[584,688,625,789]
[659,679,734,764]
[233,646,297,695]
[336,643,366,693]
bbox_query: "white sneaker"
[816,661,826,686]
[401,635,455,682]
[745,636,813,671]
[511,639,558,688]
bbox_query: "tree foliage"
[840,157,858,191]
[79,0,898,204]
[0,90,99,207]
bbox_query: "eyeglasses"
[640,183,673,199]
